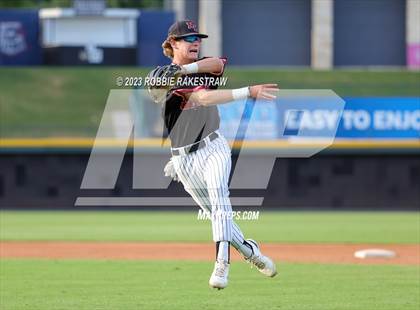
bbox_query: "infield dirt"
[1,242,418,265]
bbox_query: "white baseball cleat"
[245,239,277,277]
[209,260,230,289]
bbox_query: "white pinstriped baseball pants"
[172,132,248,250]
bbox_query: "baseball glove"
[147,64,182,104]
[162,64,183,80]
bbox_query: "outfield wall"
[1,94,418,209]
[0,151,418,210]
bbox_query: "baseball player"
[148,20,278,289]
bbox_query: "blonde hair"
[162,36,176,59]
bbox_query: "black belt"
[171,132,219,156]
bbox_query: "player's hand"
[249,84,279,100]
[164,159,180,182]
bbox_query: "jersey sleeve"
[171,85,206,100]
[164,57,228,108]
[167,85,206,110]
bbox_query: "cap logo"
[185,21,197,32]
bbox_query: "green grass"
[1,211,418,244]
[0,68,419,137]
[1,211,418,309]
[0,260,418,310]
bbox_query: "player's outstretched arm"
[187,84,279,107]
[179,57,225,75]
